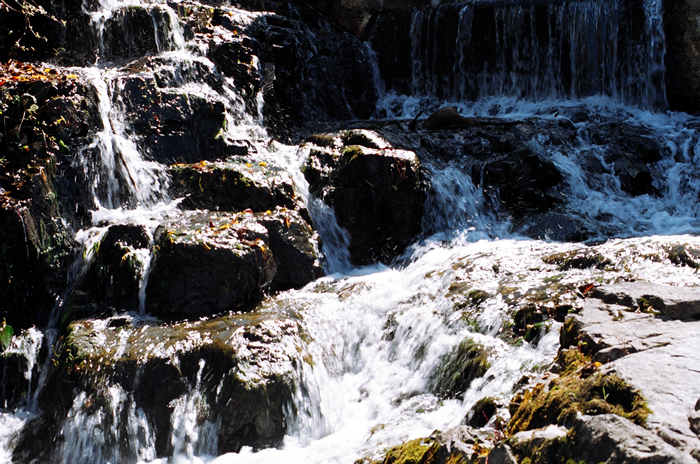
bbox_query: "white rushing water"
[5,0,700,462]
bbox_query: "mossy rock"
[507,349,650,435]
[542,250,612,271]
[369,435,470,464]
[341,130,382,149]
[665,244,700,270]
[306,133,337,147]
[430,338,490,399]
[466,396,498,428]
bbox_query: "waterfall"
[5,0,700,461]
[386,0,667,109]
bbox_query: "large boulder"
[304,130,426,265]
[145,208,321,319]
[169,159,299,212]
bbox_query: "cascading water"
[397,0,666,108]
[4,0,700,461]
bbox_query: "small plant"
[0,319,14,352]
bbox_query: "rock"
[568,414,688,464]
[560,284,700,457]
[488,443,518,464]
[465,396,498,428]
[429,338,490,399]
[304,133,426,265]
[169,159,299,212]
[664,0,700,113]
[474,150,564,217]
[248,13,378,136]
[14,314,301,460]
[591,281,700,319]
[145,209,321,319]
[425,106,475,130]
[145,211,277,319]
[65,224,151,325]
[0,74,100,330]
[258,211,323,292]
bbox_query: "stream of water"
[4,0,700,462]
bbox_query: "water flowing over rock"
[7,0,700,462]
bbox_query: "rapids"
[3,0,700,462]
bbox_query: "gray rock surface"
[591,282,700,319]
[563,282,700,460]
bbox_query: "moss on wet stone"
[507,349,650,435]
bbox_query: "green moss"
[542,250,612,271]
[371,437,468,464]
[507,349,650,435]
[665,244,700,270]
[342,145,365,161]
[341,130,380,149]
[430,338,491,399]
[306,134,337,147]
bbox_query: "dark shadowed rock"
[145,211,277,319]
[13,314,301,461]
[304,132,426,265]
[169,160,299,212]
[145,208,321,319]
[425,106,475,130]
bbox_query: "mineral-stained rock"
[304,133,426,265]
[12,314,302,461]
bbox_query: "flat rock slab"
[592,281,700,319]
[563,281,700,460]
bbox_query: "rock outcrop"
[304,130,427,265]
[12,314,303,461]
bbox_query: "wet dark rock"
[146,209,321,319]
[169,160,299,212]
[588,122,664,197]
[664,0,700,113]
[116,74,241,164]
[258,212,323,292]
[516,212,592,242]
[304,133,426,265]
[65,224,151,326]
[466,396,498,428]
[19,314,301,460]
[145,211,276,319]
[247,13,379,136]
[475,151,564,217]
[0,76,101,330]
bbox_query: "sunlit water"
[4,0,700,462]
